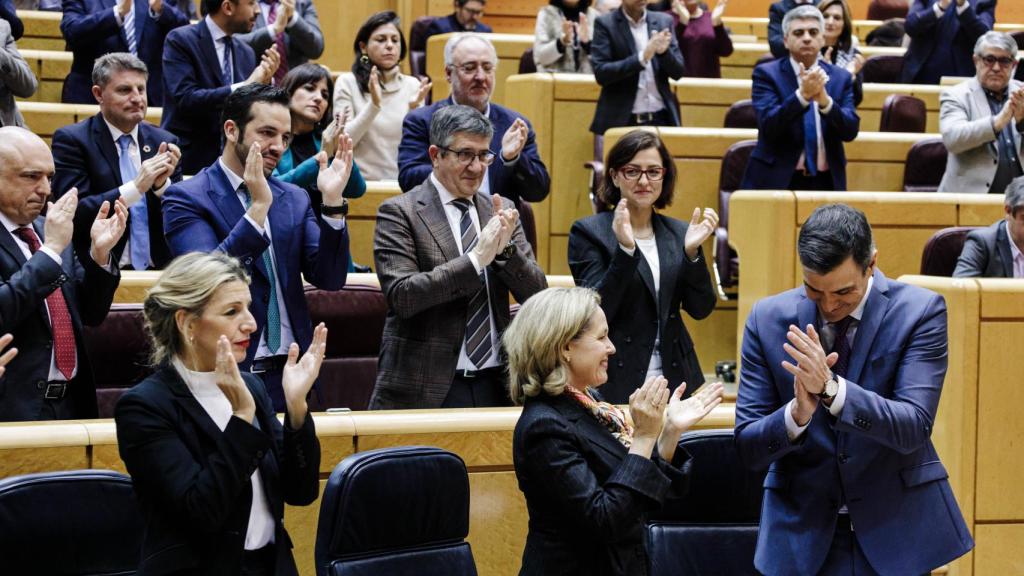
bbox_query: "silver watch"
[819,372,839,400]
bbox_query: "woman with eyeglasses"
[568,129,718,404]
[818,0,864,105]
[333,11,432,181]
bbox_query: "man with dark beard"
[162,84,353,411]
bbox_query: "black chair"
[879,94,927,133]
[315,446,477,576]
[1012,31,1024,52]
[724,99,757,129]
[585,135,608,213]
[0,470,144,575]
[517,199,539,256]
[902,137,947,192]
[647,429,766,576]
[714,140,757,295]
[519,48,537,74]
[408,17,437,79]
[862,54,904,83]
[920,226,978,276]
[867,0,908,20]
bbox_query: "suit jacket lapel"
[613,10,635,57]
[845,270,890,385]
[206,163,269,283]
[551,395,628,462]
[995,221,1014,277]
[164,367,231,446]
[133,0,147,46]
[266,182,292,293]
[0,226,26,269]
[417,180,460,262]
[968,79,999,159]
[91,115,123,185]
[197,22,224,86]
[654,215,679,318]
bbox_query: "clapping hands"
[684,207,718,260]
[282,323,327,429]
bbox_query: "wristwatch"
[819,372,839,400]
[495,241,516,261]
[321,199,348,217]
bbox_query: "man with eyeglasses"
[398,33,550,205]
[938,31,1024,195]
[373,104,546,410]
[903,0,995,85]
[426,0,493,39]
[741,5,859,192]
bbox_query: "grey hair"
[782,5,825,36]
[443,33,498,68]
[973,31,1018,59]
[1006,176,1024,212]
[428,104,494,148]
[91,52,149,88]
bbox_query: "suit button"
[255,451,264,459]
[671,361,679,367]
[986,182,991,187]
[768,441,779,452]
[44,341,52,350]
[36,380,47,390]
[617,360,624,367]
[669,312,677,319]
[625,336,632,343]
[672,338,678,344]
[638,368,645,374]
[839,453,849,464]
[245,257,253,265]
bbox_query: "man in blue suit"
[741,5,859,192]
[902,0,995,84]
[735,204,974,576]
[52,53,181,270]
[60,0,189,105]
[425,0,492,40]
[0,0,22,40]
[162,83,352,411]
[398,34,550,204]
[161,0,280,175]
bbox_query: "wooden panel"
[974,524,1024,576]
[505,74,554,270]
[467,471,528,576]
[286,479,326,576]
[314,0,396,72]
[19,101,162,140]
[978,279,1024,319]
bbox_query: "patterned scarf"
[564,386,635,448]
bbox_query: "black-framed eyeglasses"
[440,146,497,166]
[618,166,665,181]
[980,54,1016,68]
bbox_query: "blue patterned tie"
[803,104,818,176]
[117,135,150,270]
[123,4,136,55]
[222,36,234,85]
[451,198,493,368]
[240,185,282,352]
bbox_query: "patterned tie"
[240,185,282,352]
[117,135,150,271]
[12,227,77,380]
[222,36,235,85]
[803,104,818,176]
[265,0,290,85]
[123,4,137,55]
[451,198,493,368]
[829,316,855,379]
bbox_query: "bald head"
[0,127,55,226]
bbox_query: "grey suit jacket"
[370,178,547,409]
[938,77,1024,193]
[953,220,1016,277]
[0,18,36,128]
[235,0,323,69]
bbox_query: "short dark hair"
[204,0,235,16]
[280,63,334,135]
[798,203,875,274]
[598,130,676,209]
[456,0,486,6]
[429,104,493,148]
[220,83,290,140]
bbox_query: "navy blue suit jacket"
[741,58,859,191]
[52,113,181,269]
[397,96,550,203]
[0,0,21,40]
[767,0,799,59]
[902,0,995,84]
[161,21,257,175]
[60,0,188,105]
[162,161,349,367]
[735,270,974,576]
[425,13,492,37]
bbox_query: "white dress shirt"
[431,173,500,370]
[626,9,666,115]
[635,235,663,378]
[1007,221,1024,278]
[790,57,833,174]
[171,358,275,550]
[205,16,246,91]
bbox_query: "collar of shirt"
[984,86,1009,103]
[171,357,224,399]
[431,172,472,207]
[1007,219,1024,261]
[0,210,23,236]
[218,158,246,192]
[205,15,231,43]
[625,8,647,27]
[103,118,140,153]
[789,56,821,79]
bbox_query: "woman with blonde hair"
[115,252,325,575]
[506,286,723,576]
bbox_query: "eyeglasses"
[451,62,496,75]
[440,146,497,166]
[618,166,665,181]
[980,54,1016,69]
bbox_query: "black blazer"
[0,219,119,421]
[589,9,685,134]
[568,212,715,404]
[953,220,1015,278]
[513,392,691,576]
[115,366,321,576]
[52,114,182,269]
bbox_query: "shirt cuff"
[827,376,848,416]
[244,213,266,235]
[39,245,62,266]
[637,52,649,67]
[113,5,123,24]
[149,8,159,18]
[619,243,636,256]
[956,1,970,15]
[321,215,345,229]
[932,2,944,17]
[230,81,246,92]
[795,88,810,108]
[467,251,483,274]
[820,96,834,114]
[501,152,521,166]
[154,178,171,197]
[785,398,811,441]
[119,181,142,206]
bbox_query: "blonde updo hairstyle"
[143,252,251,366]
[503,287,601,405]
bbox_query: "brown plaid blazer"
[369,179,547,409]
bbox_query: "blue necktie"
[803,104,818,176]
[222,36,234,85]
[117,135,150,270]
[240,185,282,352]
[123,4,137,55]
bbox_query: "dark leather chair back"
[587,135,609,213]
[305,284,387,411]
[902,137,947,192]
[862,54,904,83]
[516,199,539,256]
[724,99,757,129]
[647,430,766,576]
[1013,31,1024,51]
[409,17,437,78]
[879,94,927,132]
[519,48,537,74]
[920,226,977,276]
[315,446,477,576]
[715,140,756,290]
[83,303,152,418]
[867,0,908,20]
[0,470,143,575]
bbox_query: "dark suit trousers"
[789,170,835,191]
[626,108,676,128]
[442,368,511,408]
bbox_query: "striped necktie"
[240,184,282,352]
[451,198,493,368]
[123,3,137,55]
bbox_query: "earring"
[359,53,370,66]
[564,355,571,364]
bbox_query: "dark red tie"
[265,0,289,85]
[12,227,77,380]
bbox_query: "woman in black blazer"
[115,253,325,576]
[505,287,723,576]
[569,129,718,404]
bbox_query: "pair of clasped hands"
[798,63,832,109]
[471,195,521,267]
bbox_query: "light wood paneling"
[974,524,1024,576]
